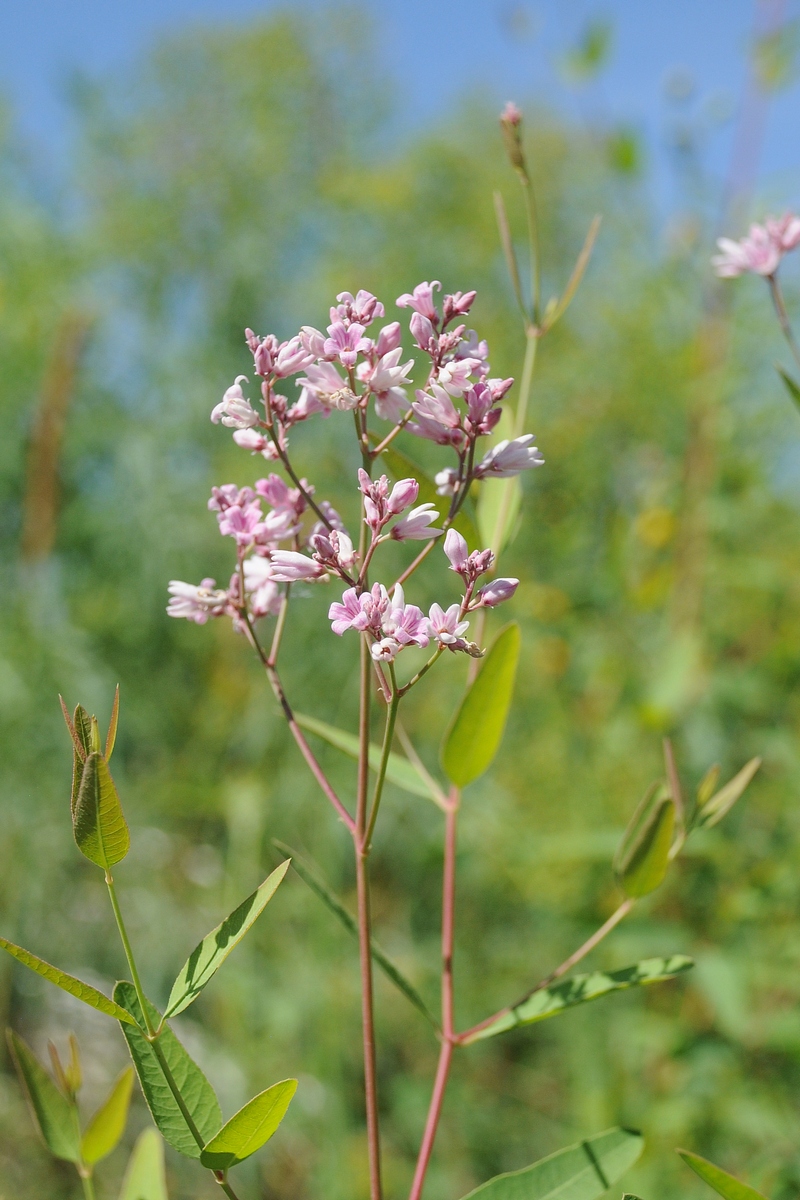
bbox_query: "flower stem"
[364,670,399,850]
[79,1170,96,1200]
[768,273,800,374]
[408,789,460,1200]
[105,873,155,1037]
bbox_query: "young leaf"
[114,982,222,1159]
[164,859,290,1019]
[463,955,693,1043]
[0,936,137,1025]
[73,704,94,756]
[106,685,120,759]
[696,764,720,810]
[699,758,761,828]
[81,1066,135,1165]
[441,622,521,788]
[6,1030,82,1163]
[119,1129,169,1200]
[73,751,130,869]
[613,783,674,898]
[274,841,439,1030]
[379,442,479,547]
[459,1126,644,1200]
[677,1150,769,1200]
[295,712,441,802]
[200,1078,297,1171]
[776,362,800,411]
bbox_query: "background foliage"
[2,9,800,1199]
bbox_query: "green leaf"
[74,704,94,756]
[463,955,693,1043]
[0,936,137,1025]
[81,1066,135,1165]
[777,363,800,410]
[73,751,130,869]
[274,841,439,1030]
[677,1150,769,1200]
[114,982,222,1159]
[6,1030,81,1163]
[295,712,441,802]
[699,758,761,828]
[441,622,521,788]
[200,1078,297,1171]
[379,442,480,547]
[118,1129,169,1200]
[165,859,289,1019]
[459,1126,644,1200]
[106,685,120,759]
[613,783,674,898]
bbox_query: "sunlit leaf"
[0,936,137,1024]
[73,704,94,756]
[164,859,289,1018]
[119,1129,169,1200]
[275,841,439,1030]
[379,442,479,547]
[6,1030,81,1163]
[460,1126,643,1200]
[200,1078,297,1170]
[114,982,221,1159]
[677,1150,769,1200]
[441,623,520,788]
[73,751,130,869]
[296,712,439,801]
[463,956,693,1043]
[613,783,674,898]
[699,757,761,828]
[82,1066,135,1165]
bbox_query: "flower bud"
[387,477,419,514]
[477,577,519,607]
[444,529,468,571]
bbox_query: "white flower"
[211,376,259,428]
[475,434,544,478]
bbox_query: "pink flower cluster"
[713,213,800,278]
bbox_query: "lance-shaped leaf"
[379,442,479,547]
[73,751,130,869]
[677,1150,769,1200]
[296,712,441,802]
[274,841,439,1030]
[698,758,761,828]
[459,1126,644,1200]
[114,982,222,1159]
[0,936,137,1025]
[165,859,289,1019]
[696,764,720,810]
[200,1078,297,1171]
[613,783,674,898]
[6,1030,82,1163]
[82,1066,135,1165]
[777,363,800,411]
[119,1129,169,1200]
[442,622,520,788]
[462,955,693,1043]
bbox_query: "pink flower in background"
[501,101,522,126]
[297,362,358,411]
[427,603,469,646]
[456,330,490,375]
[475,434,544,478]
[255,473,294,510]
[397,280,441,322]
[712,224,781,277]
[243,558,283,618]
[476,577,519,607]
[211,377,259,428]
[208,484,255,512]
[257,508,300,546]
[443,290,477,320]
[217,503,266,546]
[766,212,800,252]
[413,385,461,429]
[232,428,280,458]
[435,467,459,496]
[268,551,327,583]
[167,579,229,624]
[391,503,442,540]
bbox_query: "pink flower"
[371,637,401,662]
[232,428,280,458]
[443,291,477,321]
[324,320,370,368]
[329,583,389,636]
[413,384,461,429]
[374,387,410,423]
[387,477,419,514]
[255,473,293,510]
[243,558,283,618]
[268,551,327,582]
[296,362,358,411]
[435,467,459,496]
[476,577,519,607]
[167,579,229,624]
[475,435,544,478]
[391,503,442,540]
[310,529,358,571]
[375,322,402,356]
[332,290,385,326]
[299,325,327,357]
[501,101,522,126]
[444,529,494,581]
[397,280,441,322]
[257,508,300,546]
[218,502,266,546]
[383,585,429,647]
[410,312,436,351]
[274,336,315,378]
[712,224,781,277]
[437,357,482,397]
[456,330,490,375]
[359,346,414,395]
[766,212,800,252]
[444,529,468,571]
[427,602,469,645]
[208,484,254,512]
[211,376,259,428]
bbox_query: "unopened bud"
[499,102,527,178]
[613,783,674,898]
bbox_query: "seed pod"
[613,782,675,898]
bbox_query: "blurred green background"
[3,8,800,1199]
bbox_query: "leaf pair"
[61,691,129,870]
[7,1029,133,1169]
[460,1126,642,1200]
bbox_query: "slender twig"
[393,539,437,590]
[521,175,542,326]
[768,274,800,373]
[364,667,400,850]
[371,409,415,457]
[264,424,336,532]
[408,788,460,1200]
[105,873,154,1037]
[457,897,635,1044]
[398,646,444,696]
[267,587,291,667]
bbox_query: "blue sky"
[2,0,799,217]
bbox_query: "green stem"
[522,176,542,326]
[363,671,400,851]
[514,326,538,439]
[768,273,800,374]
[216,1176,244,1200]
[79,1169,96,1200]
[104,873,154,1038]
